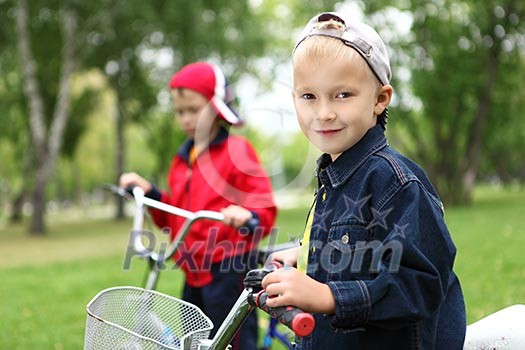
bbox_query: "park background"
[0,0,524,349]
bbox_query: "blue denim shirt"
[297,125,466,350]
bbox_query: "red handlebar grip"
[291,312,315,337]
[255,291,315,337]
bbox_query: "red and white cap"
[169,62,243,126]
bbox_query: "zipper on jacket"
[185,167,192,208]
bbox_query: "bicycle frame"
[104,185,310,349]
[198,264,314,349]
[262,318,294,350]
[201,289,253,349]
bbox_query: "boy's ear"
[374,85,393,116]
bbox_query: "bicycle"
[84,262,313,349]
[86,186,525,349]
[83,185,302,350]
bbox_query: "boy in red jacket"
[121,62,277,349]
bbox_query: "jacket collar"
[178,126,230,163]
[317,125,388,188]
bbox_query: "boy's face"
[171,88,218,140]
[293,54,391,160]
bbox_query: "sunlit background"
[1,0,524,349]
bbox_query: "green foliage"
[62,86,101,159]
[362,0,525,204]
[2,0,525,215]
[279,132,319,190]
[143,112,186,185]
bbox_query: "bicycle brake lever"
[104,183,134,199]
[243,268,269,293]
[243,263,279,293]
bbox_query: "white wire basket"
[84,286,213,350]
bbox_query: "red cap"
[169,62,243,126]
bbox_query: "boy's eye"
[301,93,316,100]
[175,107,201,116]
[336,92,351,98]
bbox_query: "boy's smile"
[293,52,390,161]
[316,128,344,135]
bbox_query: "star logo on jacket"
[287,232,301,244]
[366,207,393,230]
[342,194,371,222]
[391,223,409,239]
[311,207,334,234]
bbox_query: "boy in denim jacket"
[263,12,466,349]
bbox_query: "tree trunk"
[30,175,47,234]
[16,0,46,160]
[16,0,77,234]
[461,48,498,204]
[495,160,513,186]
[10,190,28,223]
[115,84,126,219]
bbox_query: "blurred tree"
[0,9,29,222]
[1,2,98,225]
[78,1,159,219]
[363,0,525,204]
[1,0,105,231]
[0,65,30,223]
[15,0,78,233]
[2,0,334,230]
[89,0,335,217]
[482,36,525,184]
[143,112,186,187]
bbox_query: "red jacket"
[149,128,277,287]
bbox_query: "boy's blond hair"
[293,19,373,84]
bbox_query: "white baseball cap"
[294,12,392,86]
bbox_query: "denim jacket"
[297,125,466,350]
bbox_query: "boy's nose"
[177,113,188,123]
[177,112,193,127]
[316,103,336,121]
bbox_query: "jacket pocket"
[325,221,372,280]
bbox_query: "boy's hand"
[119,172,152,193]
[221,205,253,229]
[266,246,300,268]
[261,267,335,314]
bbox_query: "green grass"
[0,210,303,349]
[445,185,525,322]
[1,186,524,349]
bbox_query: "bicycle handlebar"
[253,291,315,337]
[104,183,133,199]
[131,186,224,222]
[105,184,224,269]
[243,263,316,338]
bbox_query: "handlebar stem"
[208,289,253,349]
